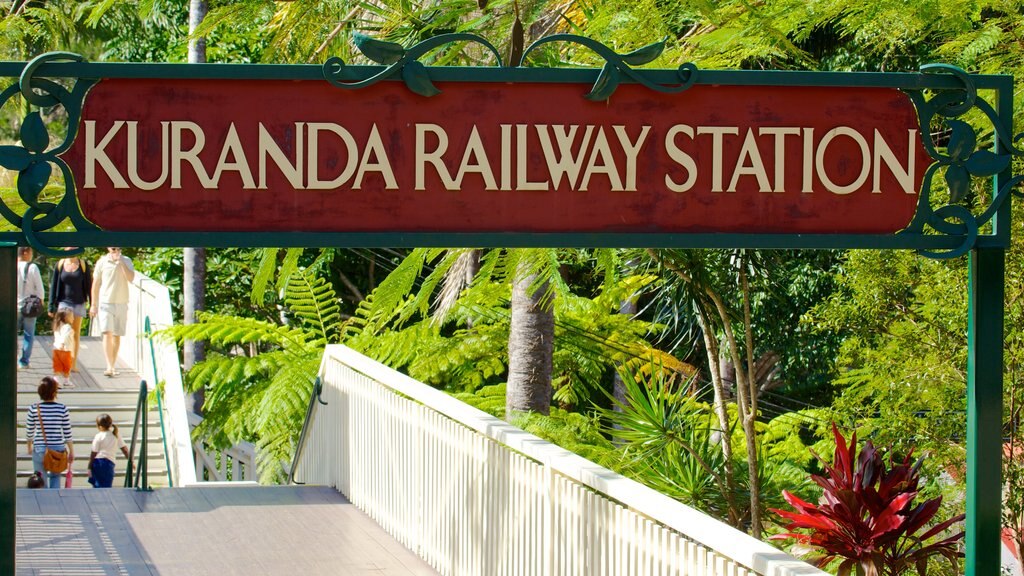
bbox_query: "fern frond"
[255,355,319,433]
[358,248,428,331]
[285,267,342,343]
[250,248,281,306]
[386,248,444,326]
[161,313,312,351]
[190,2,274,41]
[277,248,304,293]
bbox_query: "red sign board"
[64,78,929,235]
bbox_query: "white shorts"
[98,303,128,336]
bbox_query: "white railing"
[296,345,829,576]
[115,270,197,486]
[188,412,258,483]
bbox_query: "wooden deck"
[17,485,438,575]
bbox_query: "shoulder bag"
[37,405,68,474]
[20,264,43,318]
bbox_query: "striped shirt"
[25,402,72,448]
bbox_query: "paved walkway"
[16,338,437,575]
[17,485,437,575]
[18,334,138,393]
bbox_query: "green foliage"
[596,363,818,527]
[185,0,528,65]
[284,263,343,344]
[454,383,621,468]
[347,251,678,413]
[806,198,1024,551]
[510,409,621,468]
[805,249,968,473]
[161,262,342,483]
[598,363,744,523]
[452,383,508,416]
[138,248,281,324]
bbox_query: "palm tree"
[183,0,208,412]
[351,248,575,415]
[506,262,554,414]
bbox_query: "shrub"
[771,424,963,576]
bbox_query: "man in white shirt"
[89,247,135,376]
[16,246,44,369]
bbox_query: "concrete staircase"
[16,388,169,488]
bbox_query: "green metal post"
[0,245,15,575]
[966,247,1004,576]
[139,379,150,492]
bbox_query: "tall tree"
[506,262,555,415]
[643,249,808,538]
[183,0,208,413]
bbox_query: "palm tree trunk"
[465,249,481,328]
[184,0,208,413]
[506,264,554,416]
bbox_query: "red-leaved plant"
[771,424,964,576]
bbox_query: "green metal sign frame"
[0,36,1017,576]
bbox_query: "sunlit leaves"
[159,262,342,483]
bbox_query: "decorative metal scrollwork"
[0,51,98,257]
[323,33,503,97]
[904,64,1024,259]
[520,34,697,101]
[324,33,697,102]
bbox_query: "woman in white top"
[87,413,129,488]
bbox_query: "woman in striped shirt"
[25,377,74,489]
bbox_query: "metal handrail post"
[288,377,326,485]
[125,379,152,491]
[139,379,150,491]
[124,382,142,488]
[145,316,173,487]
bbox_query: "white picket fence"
[295,345,828,576]
[188,412,258,482]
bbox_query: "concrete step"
[16,388,171,487]
[15,426,163,438]
[16,455,170,485]
[18,403,141,411]
[17,394,142,403]
[14,444,162,457]
[17,416,161,430]
[17,467,169,489]
[16,462,166,476]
